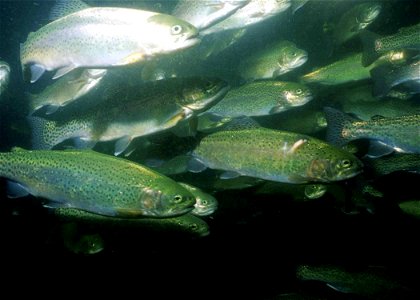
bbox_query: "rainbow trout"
[0,148,196,218]
[20,6,199,83]
[188,120,362,183]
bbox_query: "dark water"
[1,1,420,297]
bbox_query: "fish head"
[179,77,230,112]
[358,3,382,25]
[192,194,218,216]
[277,45,307,74]
[280,83,313,108]
[138,183,196,218]
[306,154,363,182]
[146,14,200,54]
[174,216,210,237]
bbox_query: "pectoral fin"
[114,136,133,156]
[7,181,30,198]
[53,65,77,80]
[29,64,46,83]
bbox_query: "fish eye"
[189,224,198,231]
[340,159,352,168]
[173,195,183,203]
[296,89,302,94]
[291,51,297,57]
[201,200,208,205]
[171,25,183,35]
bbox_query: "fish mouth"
[180,36,201,50]
[294,54,308,67]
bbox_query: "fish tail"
[28,116,72,150]
[324,107,357,147]
[360,30,381,66]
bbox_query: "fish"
[201,81,313,119]
[364,153,420,177]
[361,23,420,66]
[0,60,10,96]
[238,40,308,81]
[187,119,362,183]
[0,148,196,218]
[296,264,406,298]
[398,200,420,219]
[178,182,218,216]
[370,58,420,98]
[20,6,200,83]
[255,182,327,201]
[333,2,381,47]
[60,223,104,255]
[29,77,229,155]
[324,107,420,155]
[300,53,373,85]
[201,0,291,36]
[54,208,209,237]
[29,68,107,115]
[335,84,420,121]
[172,0,249,30]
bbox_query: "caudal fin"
[324,107,358,147]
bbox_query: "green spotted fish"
[54,208,209,237]
[30,77,229,155]
[20,6,199,82]
[0,148,196,218]
[188,119,362,183]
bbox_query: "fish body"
[239,40,308,81]
[0,149,196,217]
[172,0,249,30]
[0,61,10,96]
[54,208,209,237]
[364,153,420,176]
[361,23,420,66]
[301,53,373,85]
[192,126,362,183]
[296,264,403,297]
[29,68,107,115]
[202,0,291,35]
[399,200,420,219]
[203,81,312,118]
[371,58,420,97]
[30,77,229,155]
[336,84,420,121]
[20,7,199,82]
[325,107,420,154]
[333,2,381,47]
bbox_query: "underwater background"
[0,1,419,298]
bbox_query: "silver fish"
[20,7,199,83]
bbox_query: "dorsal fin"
[50,0,90,21]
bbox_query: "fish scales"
[0,149,196,217]
[21,7,199,82]
[193,128,362,183]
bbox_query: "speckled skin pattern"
[20,7,198,75]
[206,81,312,117]
[0,149,196,217]
[54,208,209,237]
[193,128,363,183]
